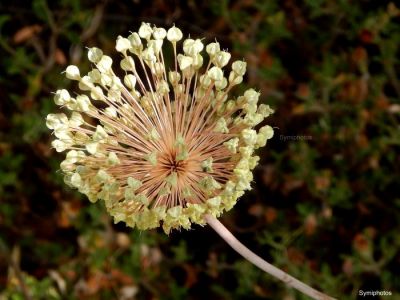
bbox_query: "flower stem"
[204,214,337,300]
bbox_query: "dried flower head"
[46,23,274,233]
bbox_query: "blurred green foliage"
[0,0,399,299]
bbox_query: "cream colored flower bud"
[153,27,167,40]
[46,113,68,130]
[138,22,153,39]
[107,152,120,166]
[93,125,108,141]
[228,71,243,85]
[90,86,104,101]
[85,141,98,154]
[142,47,156,64]
[206,42,220,57]
[183,39,204,56]
[232,60,247,76]
[214,117,229,133]
[199,74,212,87]
[124,74,137,89]
[223,138,239,153]
[116,36,131,52]
[104,106,117,118]
[54,89,70,106]
[65,65,80,80]
[244,89,260,104]
[192,53,203,69]
[201,157,213,172]
[120,56,135,71]
[153,62,164,77]
[177,54,193,70]
[257,104,274,117]
[215,77,227,90]
[214,51,231,68]
[88,47,103,63]
[169,71,181,85]
[241,129,257,145]
[208,66,223,82]
[76,95,91,112]
[97,55,113,73]
[144,151,157,166]
[78,76,92,91]
[127,177,142,191]
[148,39,163,54]
[167,25,183,42]
[88,69,101,83]
[52,139,68,152]
[69,112,84,127]
[128,32,142,48]
[71,173,82,188]
[157,80,170,95]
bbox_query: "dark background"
[0,0,399,299]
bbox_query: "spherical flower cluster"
[46,23,274,233]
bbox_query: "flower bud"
[213,51,231,68]
[76,95,91,112]
[169,71,181,85]
[167,25,183,42]
[128,32,142,48]
[206,42,220,57]
[88,47,103,63]
[207,66,223,82]
[177,54,193,70]
[241,129,257,145]
[244,89,260,104]
[124,74,137,89]
[120,56,135,71]
[116,36,131,52]
[153,27,167,40]
[97,55,113,73]
[138,22,153,39]
[54,89,71,106]
[232,60,247,76]
[65,65,80,80]
[69,112,84,127]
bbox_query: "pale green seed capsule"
[167,25,183,42]
[85,141,98,154]
[208,66,223,82]
[127,177,142,191]
[223,138,239,153]
[71,173,82,188]
[107,152,120,166]
[177,54,193,70]
[65,65,80,80]
[241,129,257,145]
[144,151,157,166]
[88,47,103,63]
[165,172,178,187]
[199,176,221,192]
[201,157,213,173]
[97,55,113,73]
[232,60,247,76]
[214,117,229,133]
[138,22,153,40]
[206,42,220,57]
[54,89,71,105]
[116,36,131,52]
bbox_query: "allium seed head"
[47,24,274,233]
